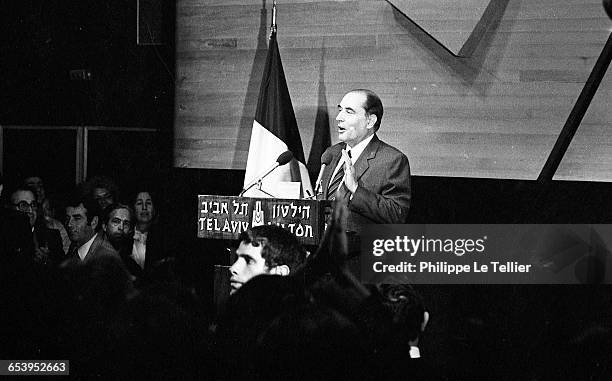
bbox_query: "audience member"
[214,275,304,380]
[0,172,34,262]
[379,283,429,358]
[23,176,46,206]
[102,203,142,278]
[9,186,37,227]
[108,276,209,380]
[64,193,118,263]
[377,283,442,380]
[84,175,119,211]
[217,274,382,380]
[58,254,134,377]
[131,190,167,278]
[9,186,64,265]
[254,301,371,380]
[23,175,70,253]
[228,225,307,294]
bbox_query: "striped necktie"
[327,150,351,200]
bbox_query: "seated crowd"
[1,171,610,380]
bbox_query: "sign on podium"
[197,195,331,245]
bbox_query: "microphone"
[239,151,293,197]
[276,150,294,166]
[313,150,333,196]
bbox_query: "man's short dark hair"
[351,89,383,131]
[102,203,135,225]
[66,192,101,227]
[238,225,306,272]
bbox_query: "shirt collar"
[409,345,421,359]
[78,233,98,261]
[134,229,147,243]
[346,133,375,163]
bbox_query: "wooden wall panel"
[387,0,491,55]
[175,0,612,181]
[556,65,612,181]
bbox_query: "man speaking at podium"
[318,89,411,238]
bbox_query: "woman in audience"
[131,190,165,281]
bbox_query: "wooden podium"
[197,195,331,246]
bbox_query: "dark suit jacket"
[69,232,118,264]
[0,208,34,262]
[115,237,144,280]
[121,224,168,283]
[33,223,65,264]
[142,223,168,273]
[320,134,411,234]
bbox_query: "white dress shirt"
[409,345,421,359]
[131,230,147,269]
[328,134,375,193]
[78,233,98,261]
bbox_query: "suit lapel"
[335,136,379,200]
[85,233,102,261]
[353,135,380,182]
[322,137,381,199]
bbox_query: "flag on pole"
[242,2,313,199]
[307,48,332,188]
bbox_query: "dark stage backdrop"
[2,128,76,198]
[1,0,175,132]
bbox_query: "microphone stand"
[240,177,278,198]
[239,165,280,197]
[255,181,277,198]
[303,184,321,200]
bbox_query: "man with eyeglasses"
[0,172,34,261]
[102,203,141,278]
[10,187,64,265]
[11,188,38,227]
[64,194,118,264]
[23,175,70,254]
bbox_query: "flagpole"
[270,0,277,38]
[242,0,314,198]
